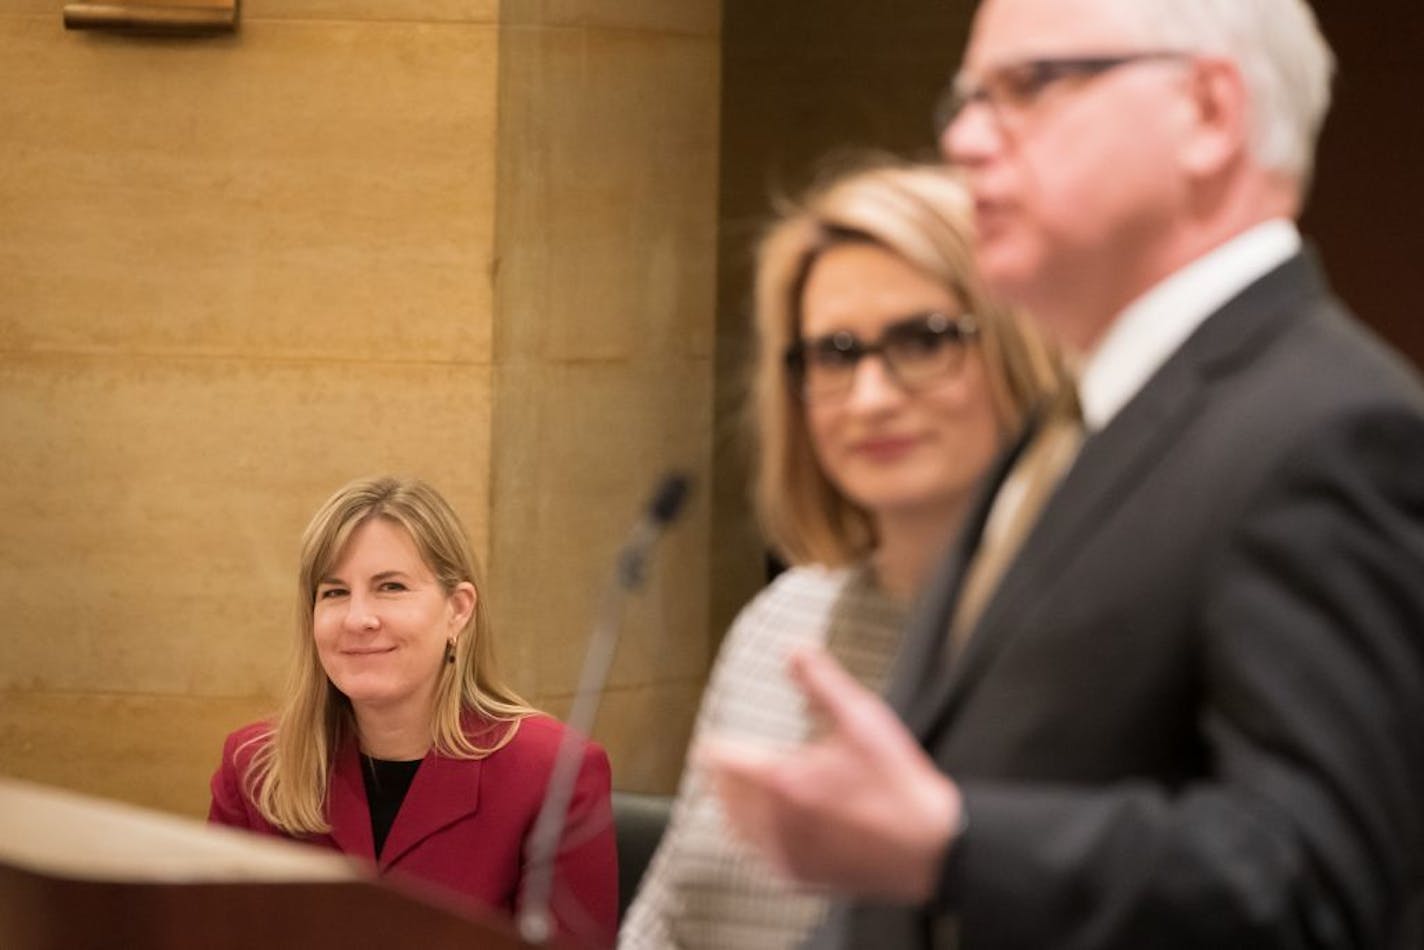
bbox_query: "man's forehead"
[964,0,1144,72]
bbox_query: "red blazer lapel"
[327,737,376,859]
[378,749,483,869]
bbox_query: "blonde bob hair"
[243,475,534,834]
[752,160,1069,566]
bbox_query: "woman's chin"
[331,678,411,711]
[846,482,969,525]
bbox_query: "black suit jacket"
[817,252,1424,949]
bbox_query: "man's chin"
[976,247,1041,306]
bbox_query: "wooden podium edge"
[0,776,536,949]
[0,856,532,949]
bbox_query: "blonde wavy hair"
[752,160,1070,566]
[243,475,534,834]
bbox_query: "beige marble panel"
[502,0,719,36]
[707,390,766,639]
[3,4,74,15]
[0,15,496,364]
[0,690,275,817]
[490,14,722,797]
[4,2,499,25]
[494,24,719,366]
[539,679,702,794]
[244,1,499,22]
[0,354,493,697]
[486,358,711,699]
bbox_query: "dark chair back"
[611,791,672,922]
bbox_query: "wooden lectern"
[0,776,534,949]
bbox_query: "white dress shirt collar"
[1077,220,1302,432]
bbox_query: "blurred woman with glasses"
[619,160,1069,948]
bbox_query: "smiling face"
[798,241,1004,531]
[312,516,475,723]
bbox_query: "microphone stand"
[517,473,691,944]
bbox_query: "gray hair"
[1125,0,1334,185]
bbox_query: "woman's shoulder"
[464,713,609,777]
[219,719,275,769]
[750,561,859,604]
[691,564,866,744]
[494,712,564,752]
[727,563,862,640]
[209,719,277,829]
[709,564,864,689]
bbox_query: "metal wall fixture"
[63,0,239,35]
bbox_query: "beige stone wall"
[490,0,719,792]
[0,0,717,815]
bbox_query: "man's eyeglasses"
[784,312,979,403]
[934,51,1191,137]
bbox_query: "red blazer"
[209,713,617,948]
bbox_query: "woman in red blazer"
[208,475,617,947]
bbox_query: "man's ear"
[1180,56,1250,178]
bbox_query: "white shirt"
[1078,220,1302,432]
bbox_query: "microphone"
[517,471,693,944]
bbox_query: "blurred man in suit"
[702,0,1424,946]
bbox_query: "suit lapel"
[325,721,488,869]
[327,737,376,859]
[916,372,1206,738]
[904,250,1327,744]
[886,414,1041,725]
[378,743,484,869]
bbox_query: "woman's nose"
[843,355,907,411]
[342,597,380,632]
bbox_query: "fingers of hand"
[788,646,925,762]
